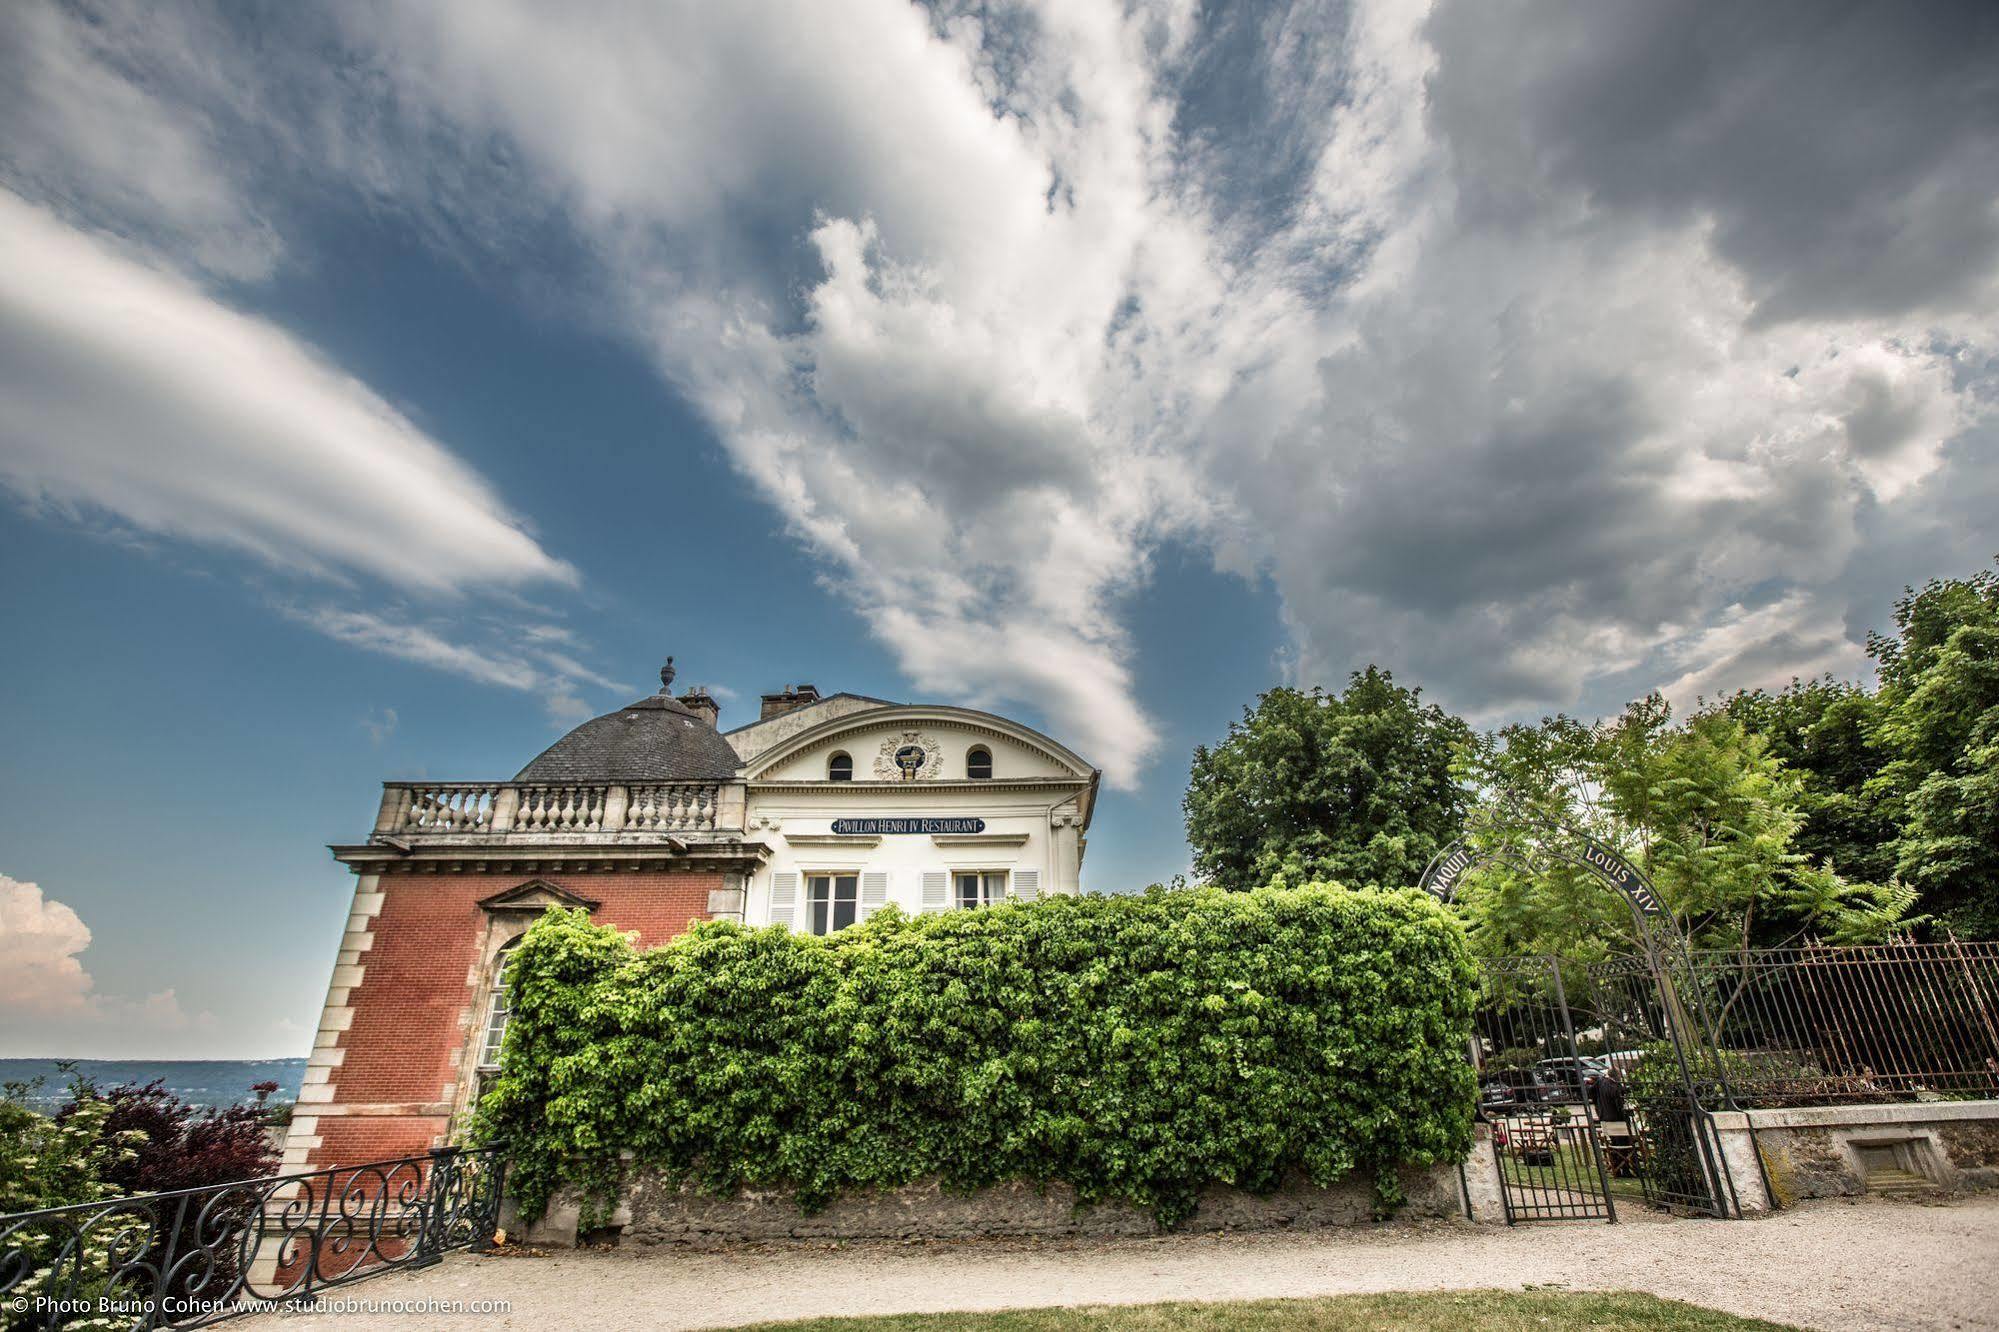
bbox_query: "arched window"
[828,752,854,781]
[966,746,993,780]
[478,938,521,1068]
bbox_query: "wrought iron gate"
[1474,954,1737,1221]
[1474,956,1616,1222]
[1581,955,1738,1218]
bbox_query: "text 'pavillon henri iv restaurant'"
[285,659,1099,1173]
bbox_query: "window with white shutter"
[770,872,798,928]
[1013,870,1039,903]
[955,870,1007,909]
[807,874,859,934]
[860,871,889,920]
[920,871,949,913]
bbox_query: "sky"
[1,0,1996,1059]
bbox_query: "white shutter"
[921,871,949,913]
[860,871,889,920]
[770,872,798,928]
[1013,870,1039,903]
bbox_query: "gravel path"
[247,1194,1999,1332]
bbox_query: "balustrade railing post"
[490,787,520,834]
[715,780,746,833]
[603,784,629,832]
[374,785,407,835]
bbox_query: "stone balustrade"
[374,780,741,840]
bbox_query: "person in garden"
[1593,1066,1628,1125]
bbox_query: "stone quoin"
[283,659,1099,1172]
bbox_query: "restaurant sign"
[831,817,987,835]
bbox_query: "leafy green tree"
[1710,677,1896,885]
[1450,710,1635,960]
[1456,697,1917,957]
[1867,565,1999,937]
[1183,668,1473,892]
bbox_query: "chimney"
[678,686,721,727]
[759,683,822,722]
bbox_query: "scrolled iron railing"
[0,1145,505,1330]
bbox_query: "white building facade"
[726,687,1098,929]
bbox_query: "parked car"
[1535,1056,1609,1100]
[1479,1068,1562,1112]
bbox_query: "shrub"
[60,1080,278,1194]
[1,1079,148,1321]
[475,884,1478,1228]
[1,1079,135,1214]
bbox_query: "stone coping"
[1708,1098,1999,1131]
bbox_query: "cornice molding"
[329,839,772,876]
[748,777,1088,793]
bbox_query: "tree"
[1455,696,1917,957]
[1709,676,1896,886]
[1184,667,1473,891]
[1867,564,1999,937]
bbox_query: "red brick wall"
[305,869,719,1169]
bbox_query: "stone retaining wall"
[507,1127,1504,1247]
[1711,1098,1999,1212]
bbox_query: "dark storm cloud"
[1212,0,1997,720]
[1425,0,1999,324]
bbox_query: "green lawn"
[728,1291,1797,1331]
[1498,1141,1653,1203]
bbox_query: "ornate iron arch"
[1421,798,1743,1217]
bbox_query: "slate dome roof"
[514,660,744,783]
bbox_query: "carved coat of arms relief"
[873,730,943,780]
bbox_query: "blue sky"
[2,0,1996,1057]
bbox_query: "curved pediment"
[743,705,1096,785]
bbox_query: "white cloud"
[290,606,618,725]
[361,706,399,745]
[295,607,543,690]
[10,0,1997,778]
[328,0,1237,784]
[0,874,94,1018]
[1655,593,1870,714]
[0,190,576,598]
[0,0,281,280]
[341,0,1999,770]
[0,874,220,1058]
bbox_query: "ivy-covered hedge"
[474,884,1477,1228]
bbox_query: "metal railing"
[1684,939,1999,1106]
[0,1146,505,1330]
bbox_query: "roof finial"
[659,655,677,693]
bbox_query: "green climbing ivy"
[473,884,1477,1229]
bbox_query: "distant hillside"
[0,1058,308,1111]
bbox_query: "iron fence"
[1683,939,1999,1106]
[0,1145,505,1331]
